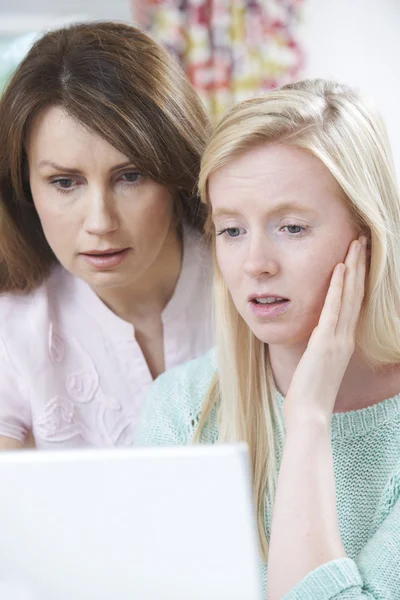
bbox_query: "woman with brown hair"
[0,21,213,450]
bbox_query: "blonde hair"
[195,79,400,560]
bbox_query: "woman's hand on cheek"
[284,235,367,428]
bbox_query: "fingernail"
[360,235,368,247]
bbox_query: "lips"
[82,248,127,256]
[248,294,290,318]
[80,247,131,269]
[249,294,289,304]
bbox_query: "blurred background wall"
[1,0,130,20]
[303,0,400,181]
[1,0,399,176]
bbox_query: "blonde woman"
[0,22,213,450]
[136,79,400,599]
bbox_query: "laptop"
[0,444,263,600]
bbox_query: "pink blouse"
[0,226,213,449]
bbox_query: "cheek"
[30,182,49,225]
[32,194,66,234]
[31,192,81,265]
[31,180,74,227]
[215,243,239,287]
[33,200,78,245]
[293,249,343,321]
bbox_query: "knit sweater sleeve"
[282,461,400,600]
[134,369,192,446]
[135,350,217,447]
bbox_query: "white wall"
[0,0,131,21]
[1,0,399,177]
[302,0,400,180]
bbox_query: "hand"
[284,236,367,427]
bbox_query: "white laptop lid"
[0,444,263,600]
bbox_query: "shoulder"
[156,347,216,400]
[0,266,75,357]
[135,349,217,446]
[0,264,72,312]
[0,273,51,328]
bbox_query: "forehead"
[208,143,343,212]
[26,105,127,164]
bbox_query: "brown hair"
[0,21,209,293]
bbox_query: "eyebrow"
[37,160,135,173]
[212,202,318,219]
[212,208,241,219]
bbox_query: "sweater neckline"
[276,390,400,438]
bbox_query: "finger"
[336,237,366,334]
[335,239,361,332]
[350,235,367,328]
[317,262,346,333]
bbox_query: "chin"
[246,320,308,348]
[81,269,133,290]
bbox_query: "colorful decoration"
[135,0,305,121]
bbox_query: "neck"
[269,340,399,413]
[93,227,183,325]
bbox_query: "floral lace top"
[0,226,213,449]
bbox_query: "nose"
[243,234,279,279]
[83,188,119,235]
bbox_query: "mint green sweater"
[135,349,400,599]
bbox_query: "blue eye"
[283,225,304,235]
[226,228,241,237]
[217,227,245,238]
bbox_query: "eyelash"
[216,227,244,238]
[216,224,307,238]
[50,178,76,195]
[281,224,306,235]
[50,172,142,195]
